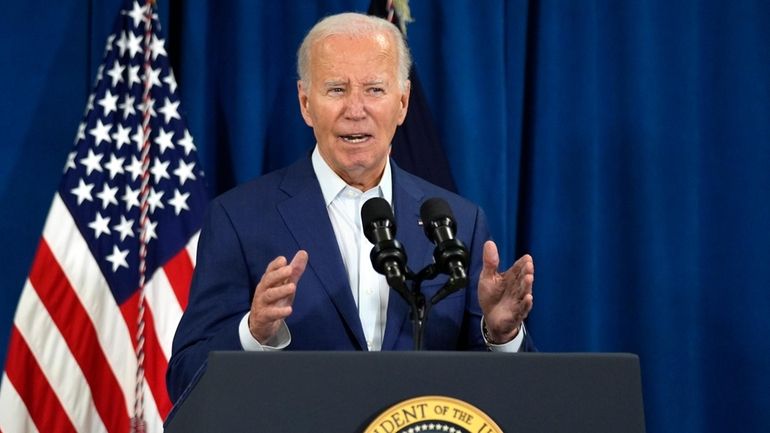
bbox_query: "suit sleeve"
[166,199,254,402]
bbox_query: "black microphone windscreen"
[361,197,395,242]
[420,197,454,224]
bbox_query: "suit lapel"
[276,158,367,350]
[381,163,432,350]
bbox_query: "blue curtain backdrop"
[1,1,769,432]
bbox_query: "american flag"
[0,1,206,432]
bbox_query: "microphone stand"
[364,197,469,351]
[389,264,466,351]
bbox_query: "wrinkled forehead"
[310,33,398,79]
[312,32,396,69]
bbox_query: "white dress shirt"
[314,146,392,350]
[239,146,525,352]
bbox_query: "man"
[167,12,535,403]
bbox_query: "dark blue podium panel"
[165,352,645,433]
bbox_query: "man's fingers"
[266,255,288,273]
[481,240,500,280]
[504,255,534,291]
[258,251,308,291]
[260,282,296,305]
[520,293,534,313]
[289,250,309,283]
[249,252,306,342]
[258,265,293,290]
[520,272,534,292]
[258,255,291,289]
[508,254,534,278]
[253,305,293,323]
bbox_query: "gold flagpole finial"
[392,0,414,34]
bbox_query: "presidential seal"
[363,395,503,433]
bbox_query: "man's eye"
[328,87,345,94]
[369,87,385,95]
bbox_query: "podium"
[165,352,645,433]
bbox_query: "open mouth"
[339,134,372,143]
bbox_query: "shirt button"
[367,340,373,350]
[366,287,375,295]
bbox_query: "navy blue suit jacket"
[167,155,535,402]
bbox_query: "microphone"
[420,198,469,300]
[361,197,408,291]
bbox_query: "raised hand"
[478,240,534,344]
[248,250,308,343]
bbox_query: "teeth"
[342,134,369,143]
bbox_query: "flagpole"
[133,0,156,432]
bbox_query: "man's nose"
[344,90,366,119]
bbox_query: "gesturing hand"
[248,250,308,343]
[478,241,534,344]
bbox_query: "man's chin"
[335,160,387,190]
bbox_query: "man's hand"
[478,241,534,344]
[248,250,308,343]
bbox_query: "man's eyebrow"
[323,80,348,87]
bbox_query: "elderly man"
[167,12,535,403]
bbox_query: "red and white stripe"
[0,194,198,433]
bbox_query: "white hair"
[297,12,412,91]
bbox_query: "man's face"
[298,31,410,191]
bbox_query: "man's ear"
[397,79,411,125]
[297,80,314,127]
